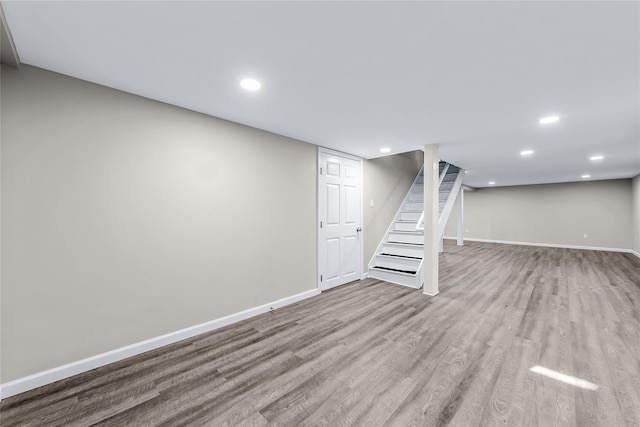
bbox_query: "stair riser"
[375,256,421,271]
[408,193,424,202]
[399,212,422,221]
[382,244,423,258]
[404,202,423,211]
[368,269,421,289]
[394,221,419,232]
[388,233,424,245]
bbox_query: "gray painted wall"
[445,179,634,250]
[1,65,318,382]
[0,65,429,384]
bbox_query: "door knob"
[357,227,362,232]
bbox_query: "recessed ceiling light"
[240,78,261,91]
[589,155,604,161]
[488,181,496,185]
[520,150,534,156]
[581,174,591,179]
[380,147,391,153]
[539,116,559,124]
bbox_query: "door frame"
[317,147,364,291]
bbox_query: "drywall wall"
[444,179,633,250]
[1,65,317,382]
[0,51,4,387]
[633,174,640,253]
[363,151,423,264]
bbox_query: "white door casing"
[318,148,363,291]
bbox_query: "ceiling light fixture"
[488,181,496,185]
[520,150,534,156]
[240,78,261,91]
[581,174,591,179]
[590,155,604,161]
[380,147,391,153]
[539,116,559,124]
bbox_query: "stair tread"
[389,230,423,235]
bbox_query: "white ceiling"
[2,1,639,187]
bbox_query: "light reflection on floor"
[530,365,599,391]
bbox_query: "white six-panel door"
[318,148,362,291]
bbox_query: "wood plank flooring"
[2,241,639,426]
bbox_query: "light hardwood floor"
[2,241,640,426]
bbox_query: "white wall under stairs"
[367,162,464,289]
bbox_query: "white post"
[457,188,464,246]
[423,144,439,296]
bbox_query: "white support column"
[457,188,464,246]
[423,144,439,296]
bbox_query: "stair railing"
[415,162,450,231]
[439,163,450,186]
[438,169,465,239]
[415,211,425,231]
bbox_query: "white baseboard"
[0,288,320,400]
[630,250,640,259]
[443,236,637,256]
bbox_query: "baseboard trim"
[630,250,640,259]
[443,236,636,255]
[0,288,320,400]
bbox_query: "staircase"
[367,161,464,289]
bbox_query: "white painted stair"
[367,162,464,289]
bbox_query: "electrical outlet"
[370,199,374,207]
[466,229,469,233]
[583,233,588,239]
